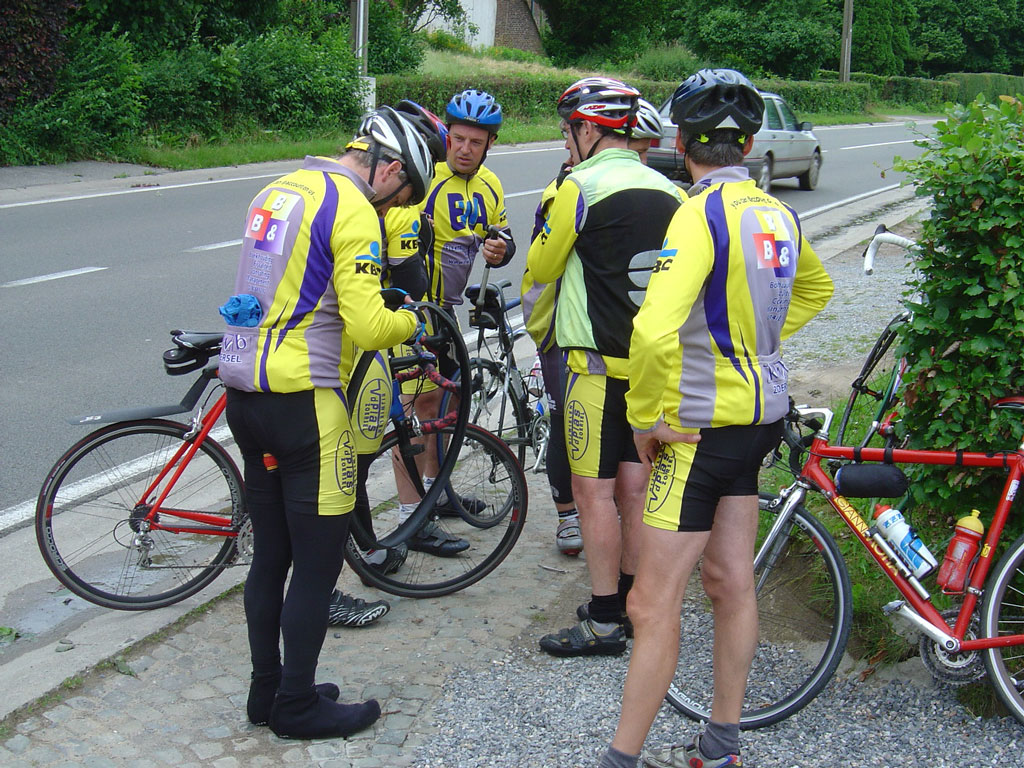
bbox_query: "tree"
[538,0,667,64]
[391,0,470,33]
[0,0,74,118]
[913,0,1021,75]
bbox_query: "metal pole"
[839,0,853,82]
[350,0,369,76]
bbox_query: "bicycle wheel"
[665,493,852,729]
[444,357,529,466]
[835,311,909,447]
[36,420,245,611]
[345,423,528,598]
[981,532,1024,726]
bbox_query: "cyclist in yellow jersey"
[599,71,834,768]
[408,90,517,539]
[219,106,436,742]
[528,78,684,659]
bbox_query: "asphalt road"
[0,119,933,515]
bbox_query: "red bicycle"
[665,399,1024,729]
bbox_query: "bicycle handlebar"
[863,225,918,276]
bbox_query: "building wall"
[494,0,545,54]
[425,0,544,55]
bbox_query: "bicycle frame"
[777,402,1024,654]
[134,391,238,538]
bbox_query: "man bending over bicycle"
[218,107,435,741]
[404,88,517,557]
[598,70,834,768]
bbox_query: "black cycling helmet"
[670,69,764,138]
[395,99,449,163]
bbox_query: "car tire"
[757,155,773,192]
[798,150,821,191]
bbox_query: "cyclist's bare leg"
[613,461,649,576]
[412,387,445,479]
[700,494,759,724]
[611,522,710,754]
[573,472,634,596]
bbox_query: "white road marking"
[2,267,107,287]
[186,240,242,252]
[840,139,918,150]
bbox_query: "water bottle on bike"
[873,503,938,579]
[936,509,985,593]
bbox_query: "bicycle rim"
[836,314,907,447]
[346,424,528,598]
[35,420,244,611]
[665,493,852,729]
[981,533,1024,725]
[447,357,529,466]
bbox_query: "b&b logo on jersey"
[246,191,298,255]
[753,232,795,270]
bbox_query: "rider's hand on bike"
[483,225,510,265]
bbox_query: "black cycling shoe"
[539,618,627,657]
[577,602,634,639]
[356,544,407,587]
[407,520,469,557]
[434,492,487,518]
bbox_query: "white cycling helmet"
[632,98,663,140]
[354,105,435,205]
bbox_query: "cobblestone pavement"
[0,466,594,767]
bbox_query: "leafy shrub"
[894,96,1024,516]
[755,79,870,114]
[424,29,473,54]
[0,27,143,165]
[627,43,702,84]
[236,26,363,130]
[0,0,74,119]
[369,0,425,74]
[140,43,242,133]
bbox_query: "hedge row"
[944,72,1024,106]
[377,73,868,122]
[819,70,958,108]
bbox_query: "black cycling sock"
[701,720,740,759]
[589,593,622,625]
[269,689,381,740]
[617,571,634,614]
[598,746,639,768]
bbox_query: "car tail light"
[649,138,661,147]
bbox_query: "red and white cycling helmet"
[557,77,640,132]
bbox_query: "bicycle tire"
[35,419,245,611]
[444,357,529,466]
[981,532,1024,726]
[665,493,853,729]
[345,423,528,598]
[835,312,909,447]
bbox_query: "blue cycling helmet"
[445,89,503,134]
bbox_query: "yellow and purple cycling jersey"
[219,156,416,394]
[420,160,513,308]
[627,166,834,432]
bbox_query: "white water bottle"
[873,504,938,579]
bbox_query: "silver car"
[647,91,823,192]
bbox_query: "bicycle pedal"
[882,599,904,615]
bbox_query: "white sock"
[422,475,448,505]
[397,502,418,523]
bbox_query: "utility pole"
[350,0,375,111]
[839,0,853,82]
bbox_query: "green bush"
[627,43,702,85]
[368,0,424,74]
[377,73,676,124]
[140,43,242,134]
[754,79,871,114]
[944,73,1024,107]
[424,29,473,54]
[1,0,75,118]
[0,27,143,165]
[236,26,363,130]
[894,96,1024,518]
